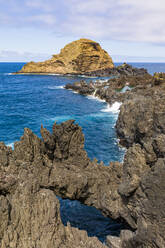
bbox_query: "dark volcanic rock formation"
[116,84,165,148]
[0,122,106,248]
[64,73,165,247]
[1,73,165,247]
[84,62,148,77]
[1,112,165,247]
[65,73,152,105]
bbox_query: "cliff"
[1,74,165,247]
[64,73,165,247]
[17,38,114,75]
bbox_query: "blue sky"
[0,0,165,62]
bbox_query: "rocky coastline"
[1,72,165,247]
[64,72,165,247]
[2,34,165,247]
[65,67,152,105]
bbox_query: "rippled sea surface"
[0,62,165,242]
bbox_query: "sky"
[0,0,165,62]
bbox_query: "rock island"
[17,38,114,75]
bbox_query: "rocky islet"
[16,38,114,75]
[16,38,147,77]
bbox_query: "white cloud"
[25,0,57,12]
[66,0,112,14]
[0,50,50,62]
[62,0,165,44]
[0,0,165,45]
[27,14,56,26]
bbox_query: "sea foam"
[1,73,12,76]
[49,115,74,122]
[101,102,121,114]
[86,90,106,102]
[6,142,14,149]
[47,86,64,90]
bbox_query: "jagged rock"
[0,176,105,248]
[0,123,107,247]
[17,38,114,75]
[65,73,152,105]
[83,63,148,77]
[0,196,10,241]
[106,235,122,248]
[118,159,165,248]
[153,72,165,85]
[116,93,165,147]
[118,144,150,198]
[65,73,165,247]
[65,81,95,95]
[1,97,165,247]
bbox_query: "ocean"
[0,62,165,242]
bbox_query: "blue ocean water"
[0,62,165,242]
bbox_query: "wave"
[49,115,74,122]
[47,86,64,90]
[88,112,112,118]
[94,79,109,83]
[86,95,106,102]
[49,73,61,76]
[101,102,121,114]
[6,142,14,149]
[78,75,98,79]
[86,90,106,102]
[0,73,13,76]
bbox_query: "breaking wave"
[101,102,121,114]
[47,86,64,90]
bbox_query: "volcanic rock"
[1,71,165,247]
[0,122,106,248]
[65,73,152,105]
[64,73,165,247]
[84,63,148,77]
[17,38,114,75]
[116,92,165,148]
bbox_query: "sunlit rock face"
[18,38,114,74]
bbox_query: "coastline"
[12,72,100,78]
[1,61,165,247]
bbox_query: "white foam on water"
[78,75,98,79]
[88,112,110,118]
[50,115,73,122]
[49,73,61,76]
[1,73,13,75]
[47,86,64,90]
[101,102,121,114]
[86,95,106,102]
[94,79,109,83]
[86,90,106,102]
[6,142,14,149]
